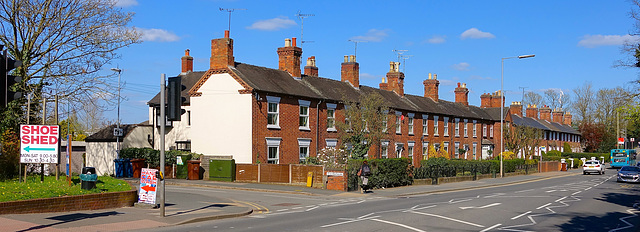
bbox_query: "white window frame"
[396,112,402,134]
[454,142,460,159]
[433,116,439,136]
[483,124,487,137]
[299,100,311,131]
[473,142,478,160]
[298,138,311,162]
[422,142,429,160]
[443,142,449,153]
[266,96,281,129]
[443,117,449,136]
[422,114,429,135]
[266,137,281,164]
[490,125,494,138]
[407,141,415,162]
[326,103,337,132]
[326,139,338,148]
[463,119,468,138]
[381,140,389,159]
[408,113,415,135]
[396,143,404,158]
[473,120,477,138]
[455,118,460,137]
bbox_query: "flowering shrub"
[316,147,349,169]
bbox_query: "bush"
[119,148,202,168]
[0,130,20,180]
[347,158,412,191]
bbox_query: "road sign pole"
[160,74,166,217]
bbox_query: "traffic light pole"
[159,74,166,217]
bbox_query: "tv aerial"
[295,10,315,45]
[220,8,246,32]
[348,40,367,57]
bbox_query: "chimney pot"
[349,55,356,62]
[344,55,348,63]
[292,37,297,47]
[224,30,230,38]
[428,73,432,79]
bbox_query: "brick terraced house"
[147,31,581,167]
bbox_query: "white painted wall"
[86,142,117,176]
[148,105,192,151]
[190,73,252,163]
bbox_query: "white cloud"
[578,34,640,48]
[114,0,138,7]
[460,28,495,40]
[350,29,391,42]
[360,73,379,80]
[247,16,296,31]
[138,28,180,42]
[452,62,470,71]
[426,35,446,44]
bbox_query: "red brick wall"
[325,170,347,191]
[0,190,137,215]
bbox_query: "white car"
[583,160,605,175]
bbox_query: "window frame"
[326,103,337,132]
[422,114,428,135]
[408,113,415,135]
[266,96,281,129]
[433,116,439,136]
[443,117,449,137]
[266,137,281,164]
[299,100,311,131]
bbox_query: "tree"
[337,92,392,159]
[544,89,570,110]
[571,82,595,123]
[0,0,141,132]
[595,87,628,127]
[59,113,87,141]
[618,0,640,98]
[503,123,544,159]
[523,91,544,108]
[578,121,607,152]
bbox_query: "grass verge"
[0,175,134,202]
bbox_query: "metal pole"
[160,74,166,217]
[117,70,121,160]
[500,58,504,178]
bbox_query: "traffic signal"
[1,48,23,108]
[167,76,186,121]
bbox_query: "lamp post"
[111,68,122,160]
[500,54,534,178]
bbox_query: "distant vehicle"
[617,166,640,183]
[610,149,637,168]
[583,160,605,175]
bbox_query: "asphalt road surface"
[143,173,640,232]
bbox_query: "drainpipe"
[316,100,323,158]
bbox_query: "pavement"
[0,168,584,232]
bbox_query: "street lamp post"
[111,68,122,161]
[500,54,534,178]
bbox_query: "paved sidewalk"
[0,169,582,232]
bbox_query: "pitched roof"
[85,124,151,142]
[148,71,205,106]
[511,115,580,135]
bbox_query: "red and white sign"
[618,137,625,145]
[20,125,60,164]
[138,168,158,204]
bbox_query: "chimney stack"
[563,112,572,125]
[480,93,492,108]
[509,101,523,116]
[277,37,303,78]
[539,105,552,121]
[386,61,405,96]
[379,77,388,90]
[490,91,504,108]
[454,83,469,106]
[304,56,318,77]
[210,30,235,70]
[423,73,439,102]
[341,55,359,87]
[526,104,539,119]
[552,108,564,124]
[181,49,193,74]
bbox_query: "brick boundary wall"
[0,190,137,215]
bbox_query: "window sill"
[299,127,311,131]
[267,125,281,130]
[327,128,337,132]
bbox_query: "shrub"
[119,148,202,168]
[347,158,412,191]
[0,129,20,180]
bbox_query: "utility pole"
[159,74,166,217]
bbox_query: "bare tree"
[595,87,629,127]
[0,0,141,121]
[616,0,640,98]
[543,89,571,110]
[337,92,393,159]
[523,91,544,108]
[571,82,595,123]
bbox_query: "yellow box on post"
[306,171,313,187]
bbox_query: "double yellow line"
[233,200,269,214]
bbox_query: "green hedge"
[119,148,202,168]
[347,158,412,191]
[414,158,532,180]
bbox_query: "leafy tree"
[337,92,392,159]
[0,0,141,133]
[579,121,607,152]
[59,113,87,141]
[503,124,544,159]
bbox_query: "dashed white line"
[320,216,380,228]
[407,210,485,228]
[572,191,582,195]
[511,211,532,220]
[480,223,502,232]
[370,218,427,232]
[555,196,567,202]
[537,203,552,209]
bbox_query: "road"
[143,172,640,232]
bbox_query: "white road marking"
[511,211,532,220]
[515,189,534,193]
[459,203,501,210]
[411,205,437,211]
[536,203,552,209]
[585,187,592,191]
[320,216,380,228]
[407,210,485,228]
[370,218,428,232]
[449,198,475,204]
[572,191,581,195]
[305,206,319,211]
[609,209,639,232]
[555,197,567,202]
[480,223,502,232]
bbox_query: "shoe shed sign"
[20,125,60,163]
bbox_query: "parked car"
[583,160,605,175]
[617,166,640,183]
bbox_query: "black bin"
[80,167,97,190]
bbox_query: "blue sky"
[109,0,640,124]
